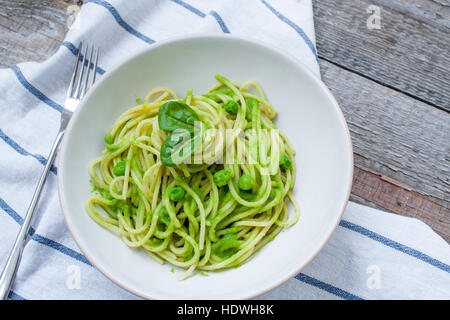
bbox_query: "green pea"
[280,155,292,170]
[169,186,185,201]
[238,174,254,191]
[224,100,239,115]
[113,160,126,176]
[104,133,114,144]
[213,169,231,187]
[244,98,258,121]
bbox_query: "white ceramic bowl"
[58,34,353,299]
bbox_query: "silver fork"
[0,42,99,300]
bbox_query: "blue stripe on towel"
[85,0,231,43]
[0,129,57,175]
[259,0,318,59]
[296,273,363,300]
[340,219,450,274]
[209,10,230,33]
[11,65,64,113]
[84,0,156,44]
[171,0,206,17]
[0,197,91,266]
[168,1,231,34]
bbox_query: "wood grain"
[313,0,450,111]
[319,59,450,203]
[0,0,70,68]
[351,167,449,242]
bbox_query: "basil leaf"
[161,130,196,167]
[158,101,199,133]
[161,133,182,167]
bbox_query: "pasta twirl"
[86,75,299,280]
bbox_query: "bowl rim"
[58,33,354,300]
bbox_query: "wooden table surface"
[1,0,449,241]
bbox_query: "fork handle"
[0,131,65,300]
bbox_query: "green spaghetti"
[86,75,299,280]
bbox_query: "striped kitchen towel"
[0,0,448,300]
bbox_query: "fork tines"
[67,42,99,100]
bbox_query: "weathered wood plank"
[0,0,70,68]
[320,58,450,240]
[350,166,450,242]
[319,58,450,203]
[313,0,450,111]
